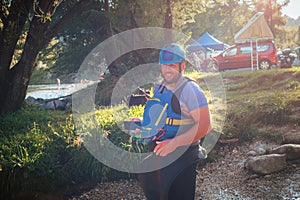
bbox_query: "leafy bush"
[94,105,147,152]
[0,104,147,198]
[0,107,74,198]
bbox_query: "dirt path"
[69,141,300,200]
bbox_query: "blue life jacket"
[154,77,195,140]
[134,77,194,142]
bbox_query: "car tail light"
[269,49,278,64]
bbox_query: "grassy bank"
[0,67,299,198]
[222,67,300,141]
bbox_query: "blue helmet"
[159,43,186,64]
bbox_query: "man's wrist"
[171,136,180,148]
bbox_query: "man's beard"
[162,73,182,84]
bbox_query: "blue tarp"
[188,32,229,52]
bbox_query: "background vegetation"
[35,0,299,83]
[1,0,299,86]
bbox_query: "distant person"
[56,78,61,90]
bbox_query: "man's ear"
[181,62,186,71]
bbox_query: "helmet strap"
[179,63,182,73]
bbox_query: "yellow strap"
[148,97,160,102]
[165,118,194,126]
[155,103,168,126]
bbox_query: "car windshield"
[223,48,237,56]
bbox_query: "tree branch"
[44,0,90,42]
[0,1,7,24]
[0,11,8,25]
[0,0,33,74]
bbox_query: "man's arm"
[154,106,211,156]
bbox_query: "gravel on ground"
[69,141,300,200]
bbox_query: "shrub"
[0,103,149,198]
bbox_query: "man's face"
[161,63,182,84]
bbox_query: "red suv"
[211,40,277,71]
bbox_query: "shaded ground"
[69,141,300,200]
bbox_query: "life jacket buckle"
[152,128,165,141]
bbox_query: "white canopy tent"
[234,12,274,70]
[234,12,274,43]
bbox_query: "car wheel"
[259,59,270,70]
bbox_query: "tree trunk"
[0,0,33,113]
[0,0,32,72]
[164,0,173,43]
[1,1,53,113]
[3,56,39,112]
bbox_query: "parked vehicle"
[210,40,277,71]
[277,48,296,68]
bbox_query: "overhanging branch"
[0,1,8,25]
[44,0,91,42]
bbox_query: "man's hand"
[153,139,177,156]
[130,128,141,134]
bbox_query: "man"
[137,43,211,200]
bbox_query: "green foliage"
[223,116,259,142]
[95,74,118,106]
[221,67,300,143]
[254,93,292,125]
[275,26,299,50]
[93,105,146,150]
[259,129,283,143]
[185,0,253,44]
[172,0,209,30]
[128,105,145,118]
[30,68,56,84]
[0,105,140,198]
[110,0,165,31]
[0,105,63,135]
[0,109,68,198]
[29,0,299,84]
[95,105,128,129]
[0,122,50,170]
